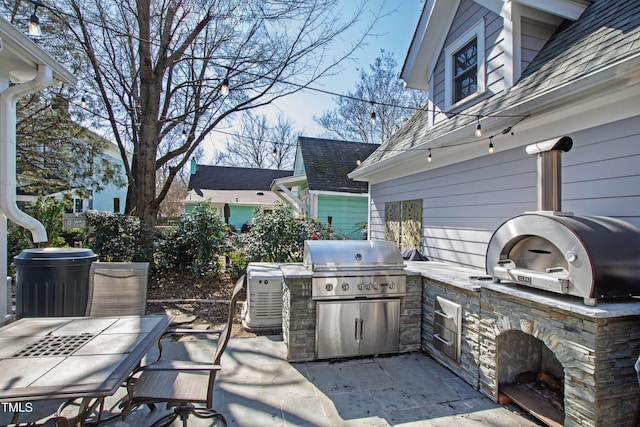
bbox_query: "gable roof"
[298,137,379,193]
[353,0,640,178]
[188,165,292,192]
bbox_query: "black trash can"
[14,248,98,318]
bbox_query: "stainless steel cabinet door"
[316,301,360,359]
[359,299,399,356]
[316,299,400,359]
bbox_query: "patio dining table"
[0,314,171,426]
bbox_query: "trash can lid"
[14,247,97,261]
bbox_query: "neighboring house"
[17,125,129,229]
[185,161,292,231]
[349,0,640,269]
[272,137,379,240]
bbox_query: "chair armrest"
[155,328,223,360]
[140,361,222,372]
[164,328,223,337]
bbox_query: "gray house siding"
[370,115,640,269]
[431,1,504,125]
[520,17,557,72]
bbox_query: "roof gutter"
[271,175,309,216]
[0,64,53,243]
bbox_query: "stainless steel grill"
[486,137,640,305]
[303,240,407,359]
[303,240,407,300]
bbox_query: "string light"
[28,1,41,37]
[272,148,277,158]
[370,101,376,125]
[475,116,482,137]
[181,128,187,140]
[427,148,432,162]
[220,77,230,96]
[81,94,86,108]
[489,136,494,154]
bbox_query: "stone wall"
[421,277,481,388]
[419,269,640,427]
[400,272,422,353]
[479,287,640,426]
[282,275,316,362]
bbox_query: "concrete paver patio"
[3,335,542,426]
[108,335,541,427]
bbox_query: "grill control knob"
[372,282,379,290]
[341,283,349,291]
[325,283,333,292]
[365,282,372,290]
[388,281,395,289]
[357,282,365,290]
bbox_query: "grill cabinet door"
[316,301,360,359]
[359,300,400,356]
[316,299,400,359]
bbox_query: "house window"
[113,198,120,213]
[453,38,477,103]
[74,198,83,213]
[444,20,485,110]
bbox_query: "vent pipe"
[525,136,573,213]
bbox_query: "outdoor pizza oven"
[486,137,640,305]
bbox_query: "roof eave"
[401,0,460,90]
[0,16,77,86]
[353,53,640,182]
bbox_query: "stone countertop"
[404,261,640,318]
[483,282,640,318]
[279,263,312,279]
[404,261,486,291]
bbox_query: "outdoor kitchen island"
[279,241,422,363]
[405,260,640,427]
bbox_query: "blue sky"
[203,0,425,163]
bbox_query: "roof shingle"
[188,165,292,191]
[298,137,379,193]
[359,0,640,169]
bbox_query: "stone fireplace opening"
[497,329,565,426]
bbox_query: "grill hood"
[303,240,405,272]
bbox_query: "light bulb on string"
[427,149,432,162]
[489,137,494,154]
[181,128,187,140]
[220,78,230,96]
[28,1,41,37]
[369,101,376,125]
[475,116,482,137]
[272,148,277,158]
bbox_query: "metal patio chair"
[85,262,149,316]
[56,262,150,424]
[122,274,245,427]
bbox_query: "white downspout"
[0,64,52,243]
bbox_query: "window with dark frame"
[453,37,478,103]
[114,197,120,213]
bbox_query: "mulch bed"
[146,270,256,337]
